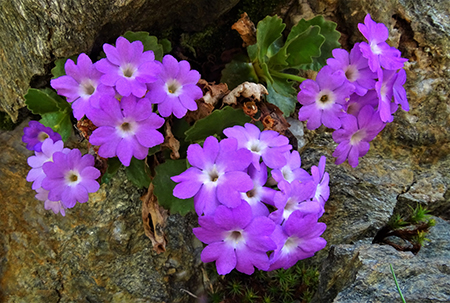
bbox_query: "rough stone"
[311,217,450,303]
[0,0,240,122]
[0,120,203,302]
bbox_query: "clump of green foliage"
[206,261,320,303]
[374,204,435,254]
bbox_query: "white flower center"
[224,229,246,249]
[165,79,183,96]
[281,166,294,183]
[281,236,300,255]
[246,139,266,155]
[344,65,360,82]
[38,131,49,142]
[121,64,137,79]
[116,119,137,138]
[65,170,81,186]
[202,164,224,185]
[370,41,382,55]
[80,79,96,97]
[350,129,366,145]
[316,89,336,110]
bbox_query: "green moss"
[206,261,320,303]
[0,110,19,130]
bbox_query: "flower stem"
[269,70,306,83]
[390,264,407,303]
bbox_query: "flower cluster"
[24,121,100,216]
[297,14,408,167]
[171,123,328,275]
[51,37,202,166]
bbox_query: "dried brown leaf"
[141,183,168,254]
[161,120,180,160]
[185,80,228,123]
[223,82,268,105]
[231,12,256,47]
[259,102,291,134]
[198,79,229,106]
[76,118,97,140]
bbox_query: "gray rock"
[0,120,203,302]
[312,217,450,303]
[0,0,240,121]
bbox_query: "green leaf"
[153,159,195,216]
[185,107,251,142]
[123,31,164,61]
[159,38,172,54]
[51,55,78,79]
[39,111,73,141]
[125,157,151,188]
[247,44,258,62]
[255,15,286,63]
[221,55,259,90]
[101,157,122,184]
[285,25,324,68]
[297,16,341,71]
[266,78,297,117]
[24,88,69,115]
[148,145,161,157]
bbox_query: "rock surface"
[312,217,450,303]
[0,0,240,121]
[0,121,203,303]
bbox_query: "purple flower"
[146,54,203,118]
[223,123,291,170]
[269,180,321,225]
[172,136,253,216]
[375,69,400,122]
[271,150,312,184]
[26,138,69,190]
[345,90,379,117]
[269,211,326,271]
[297,66,355,130]
[358,14,407,72]
[42,149,100,208]
[393,69,409,112]
[50,53,115,120]
[35,187,66,216]
[326,44,377,96]
[193,202,276,275]
[88,95,165,166]
[332,105,385,167]
[241,163,276,217]
[96,37,161,98]
[310,156,330,208]
[22,120,62,152]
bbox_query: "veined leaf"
[255,15,286,63]
[285,25,324,68]
[25,88,69,115]
[51,55,78,79]
[266,78,297,117]
[123,31,166,62]
[297,16,341,71]
[101,157,122,184]
[221,56,259,90]
[40,111,73,141]
[125,157,151,188]
[184,107,251,142]
[153,159,195,216]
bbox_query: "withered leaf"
[141,183,168,254]
[259,102,291,134]
[232,12,257,47]
[161,120,180,159]
[223,81,268,105]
